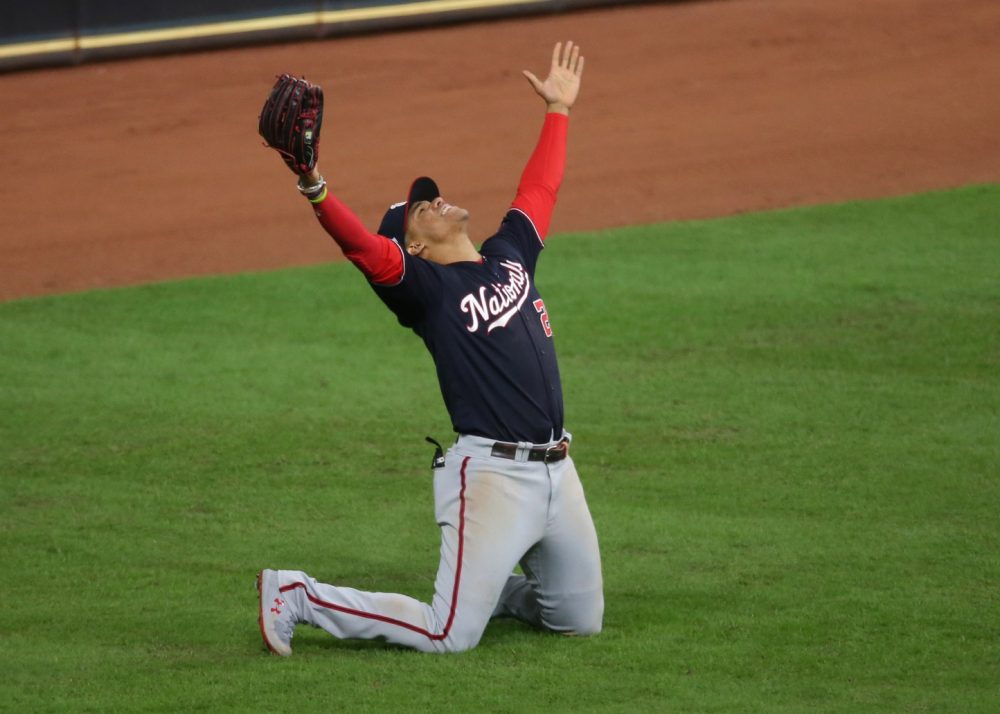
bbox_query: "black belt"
[490,439,569,463]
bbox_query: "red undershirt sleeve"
[510,112,568,241]
[305,186,404,285]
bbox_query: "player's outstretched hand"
[523,41,585,114]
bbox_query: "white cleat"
[257,569,294,656]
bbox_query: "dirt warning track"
[1,0,998,300]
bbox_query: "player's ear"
[406,238,424,256]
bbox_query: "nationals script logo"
[459,260,531,333]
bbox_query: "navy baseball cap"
[377,176,440,248]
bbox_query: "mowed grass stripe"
[1,184,997,713]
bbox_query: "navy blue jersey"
[372,209,562,444]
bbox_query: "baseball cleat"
[257,569,294,656]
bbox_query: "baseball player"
[256,41,602,654]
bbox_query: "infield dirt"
[1,0,998,301]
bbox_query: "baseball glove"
[258,74,324,175]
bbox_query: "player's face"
[407,197,469,244]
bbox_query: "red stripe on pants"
[279,456,470,641]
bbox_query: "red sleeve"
[307,186,404,285]
[510,112,568,241]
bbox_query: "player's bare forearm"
[523,41,585,115]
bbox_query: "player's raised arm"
[512,42,585,240]
[298,168,404,285]
[258,74,403,285]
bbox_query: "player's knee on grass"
[542,590,604,637]
[440,618,488,653]
[564,603,603,637]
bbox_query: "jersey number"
[533,299,553,337]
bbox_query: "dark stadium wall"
[0,0,661,72]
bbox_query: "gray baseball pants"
[273,433,604,653]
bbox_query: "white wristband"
[297,175,326,198]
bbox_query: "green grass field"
[2,185,998,712]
